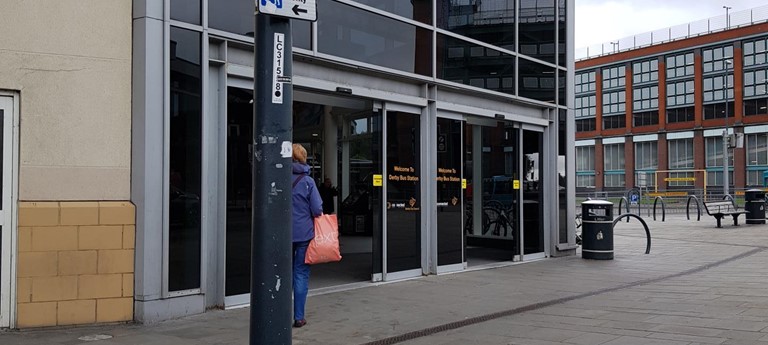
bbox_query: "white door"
[0,95,17,328]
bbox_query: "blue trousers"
[292,241,311,321]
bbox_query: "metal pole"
[723,59,731,197]
[251,13,293,345]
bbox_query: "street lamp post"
[723,59,732,196]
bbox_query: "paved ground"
[4,214,768,345]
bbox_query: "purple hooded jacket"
[292,162,323,243]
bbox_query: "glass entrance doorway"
[222,87,384,306]
[384,110,422,279]
[0,96,16,327]
[464,121,520,265]
[436,118,464,271]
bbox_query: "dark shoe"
[293,319,307,328]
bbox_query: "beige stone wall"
[16,202,135,328]
[0,1,132,200]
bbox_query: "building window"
[667,80,695,107]
[703,74,734,102]
[703,74,734,120]
[747,132,768,186]
[602,65,626,90]
[603,143,625,188]
[575,95,596,118]
[744,36,768,67]
[666,52,694,79]
[602,90,626,115]
[576,71,596,94]
[603,115,625,130]
[576,118,596,132]
[635,141,658,187]
[743,68,768,116]
[667,106,695,123]
[668,138,694,187]
[632,59,659,84]
[702,45,734,73]
[633,85,659,111]
[576,146,595,188]
[169,27,202,292]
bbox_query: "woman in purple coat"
[291,144,323,328]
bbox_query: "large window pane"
[519,59,556,103]
[169,27,202,291]
[558,0,566,67]
[436,118,463,266]
[518,0,556,63]
[437,0,516,50]
[317,0,432,76]
[209,1,311,49]
[353,0,432,24]
[437,34,515,95]
[171,0,201,25]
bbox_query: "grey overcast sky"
[575,0,768,49]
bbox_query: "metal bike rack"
[723,194,736,208]
[652,196,665,222]
[686,195,701,221]
[618,196,632,222]
[612,213,651,254]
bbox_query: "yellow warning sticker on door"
[462,179,467,189]
[373,174,383,187]
[513,180,520,190]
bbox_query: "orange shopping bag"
[305,214,342,264]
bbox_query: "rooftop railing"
[576,4,768,61]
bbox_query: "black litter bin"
[745,189,766,224]
[581,200,614,260]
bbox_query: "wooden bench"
[703,201,748,228]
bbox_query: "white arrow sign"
[257,0,317,21]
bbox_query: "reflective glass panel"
[352,0,432,24]
[436,118,463,266]
[558,0,566,67]
[519,0,556,63]
[436,0,515,50]
[171,0,201,25]
[209,1,311,50]
[519,59,556,103]
[317,0,432,76]
[437,34,515,95]
[523,130,543,254]
[225,87,253,296]
[169,27,202,291]
[386,111,421,273]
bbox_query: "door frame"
[380,101,425,282]
[519,124,547,261]
[0,92,19,328]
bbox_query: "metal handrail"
[613,213,651,254]
[686,195,701,221]
[652,196,665,222]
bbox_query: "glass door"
[223,87,254,305]
[0,95,15,327]
[522,129,544,257]
[436,118,464,272]
[384,109,422,279]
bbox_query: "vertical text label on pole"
[272,33,285,104]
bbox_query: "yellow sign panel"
[513,180,520,190]
[647,192,688,197]
[664,177,696,182]
[462,179,467,189]
[373,174,383,187]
